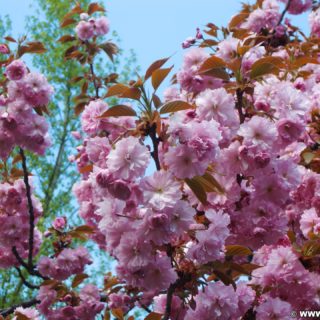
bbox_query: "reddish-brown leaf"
[160,100,194,114]
[145,57,170,80]
[88,2,105,15]
[99,105,137,118]
[61,18,77,28]
[152,67,173,91]
[72,273,88,288]
[58,35,76,43]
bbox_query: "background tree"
[0,0,138,310]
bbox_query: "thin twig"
[277,0,293,26]
[14,267,40,290]
[19,148,35,269]
[89,63,100,98]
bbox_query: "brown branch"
[19,148,35,269]
[277,0,293,26]
[0,298,39,317]
[14,267,40,290]
[89,63,100,98]
[163,274,191,320]
[149,123,161,171]
[236,89,245,124]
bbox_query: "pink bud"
[108,180,131,200]
[71,131,82,140]
[52,216,67,231]
[0,44,9,54]
[196,28,203,39]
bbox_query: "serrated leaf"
[185,178,207,204]
[225,245,252,256]
[151,67,173,91]
[199,56,226,71]
[75,102,87,116]
[144,312,162,320]
[229,13,249,30]
[72,273,88,288]
[160,100,194,114]
[88,2,105,15]
[78,164,93,174]
[105,84,130,97]
[61,18,77,28]
[99,105,136,118]
[152,94,162,109]
[194,173,225,194]
[213,270,236,289]
[145,57,170,80]
[100,42,119,62]
[250,57,284,79]
[111,308,123,320]
[58,35,76,43]
[4,36,16,43]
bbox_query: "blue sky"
[3,0,254,72]
[2,0,309,82]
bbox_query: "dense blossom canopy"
[1,0,320,319]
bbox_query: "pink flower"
[276,118,304,143]
[13,307,40,320]
[140,170,181,210]
[300,208,320,238]
[185,282,242,320]
[196,88,238,126]
[5,60,27,80]
[256,297,292,320]
[238,116,277,148]
[279,0,312,15]
[106,136,150,180]
[81,100,108,135]
[165,144,207,179]
[0,44,9,54]
[76,21,95,40]
[309,8,320,37]
[52,216,66,231]
[94,16,110,36]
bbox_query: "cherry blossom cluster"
[0,58,53,158]
[75,14,109,41]
[71,0,320,318]
[0,179,42,269]
[3,0,320,319]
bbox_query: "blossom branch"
[278,0,293,26]
[14,267,40,290]
[89,63,100,98]
[236,89,245,124]
[19,148,36,269]
[0,298,39,317]
[149,123,161,171]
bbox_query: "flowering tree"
[1,0,320,319]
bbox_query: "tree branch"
[236,89,245,124]
[89,63,100,98]
[149,123,161,171]
[0,298,39,317]
[14,267,40,290]
[277,0,293,26]
[19,148,35,269]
